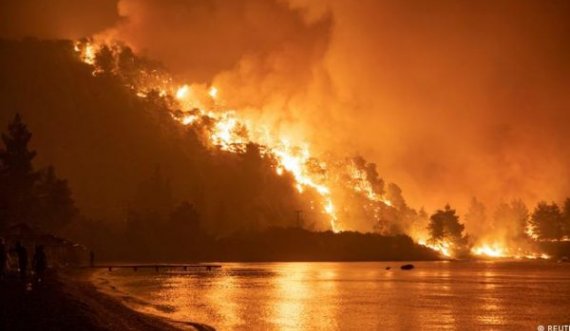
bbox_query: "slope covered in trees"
[0,39,314,236]
[0,114,76,233]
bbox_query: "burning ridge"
[72,39,562,260]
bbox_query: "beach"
[0,270,209,331]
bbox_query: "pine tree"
[0,114,39,228]
[428,204,467,254]
[0,114,77,232]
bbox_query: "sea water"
[93,261,570,330]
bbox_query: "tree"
[428,204,467,254]
[0,114,38,228]
[95,45,115,73]
[464,197,486,236]
[560,198,570,238]
[0,114,77,232]
[509,199,530,239]
[35,166,77,232]
[530,202,563,240]
[386,183,406,210]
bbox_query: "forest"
[1,39,569,261]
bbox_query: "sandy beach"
[0,270,212,331]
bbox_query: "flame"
[471,244,505,258]
[71,40,565,253]
[348,162,392,207]
[74,41,97,65]
[418,239,451,257]
[176,85,190,100]
[69,41,406,234]
[471,241,551,259]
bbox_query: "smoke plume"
[2,0,570,216]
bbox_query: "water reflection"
[205,269,241,328]
[272,263,311,329]
[97,261,570,330]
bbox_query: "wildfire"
[72,40,561,259]
[73,40,346,231]
[176,84,190,100]
[74,41,97,65]
[471,244,505,258]
[418,239,451,257]
[209,86,218,99]
[471,241,551,259]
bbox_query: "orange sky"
[2,0,569,213]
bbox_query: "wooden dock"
[83,264,222,272]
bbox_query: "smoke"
[0,0,119,39]
[3,0,570,216]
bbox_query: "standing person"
[89,250,95,267]
[33,245,47,282]
[14,241,28,280]
[0,238,7,280]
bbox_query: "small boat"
[400,264,415,270]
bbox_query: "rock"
[400,264,415,270]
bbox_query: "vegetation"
[0,114,76,233]
[427,205,468,256]
[1,39,569,262]
[530,202,564,240]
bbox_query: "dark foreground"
[0,271,190,331]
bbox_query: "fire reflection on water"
[94,262,570,330]
[272,263,311,329]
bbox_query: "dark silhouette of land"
[0,271,185,331]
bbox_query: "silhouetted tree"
[0,114,38,228]
[386,183,406,210]
[428,204,467,254]
[0,114,76,232]
[35,166,77,232]
[353,156,385,197]
[95,45,114,73]
[530,202,563,240]
[560,198,570,238]
[117,46,138,81]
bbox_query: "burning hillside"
[73,39,398,234]
[71,39,570,260]
[1,38,567,260]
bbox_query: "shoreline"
[0,269,214,331]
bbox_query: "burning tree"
[427,204,468,256]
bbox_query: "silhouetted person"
[14,241,28,280]
[0,238,7,280]
[33,245,47,282]
[89,251,95,267]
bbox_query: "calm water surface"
[93,261,570,330]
